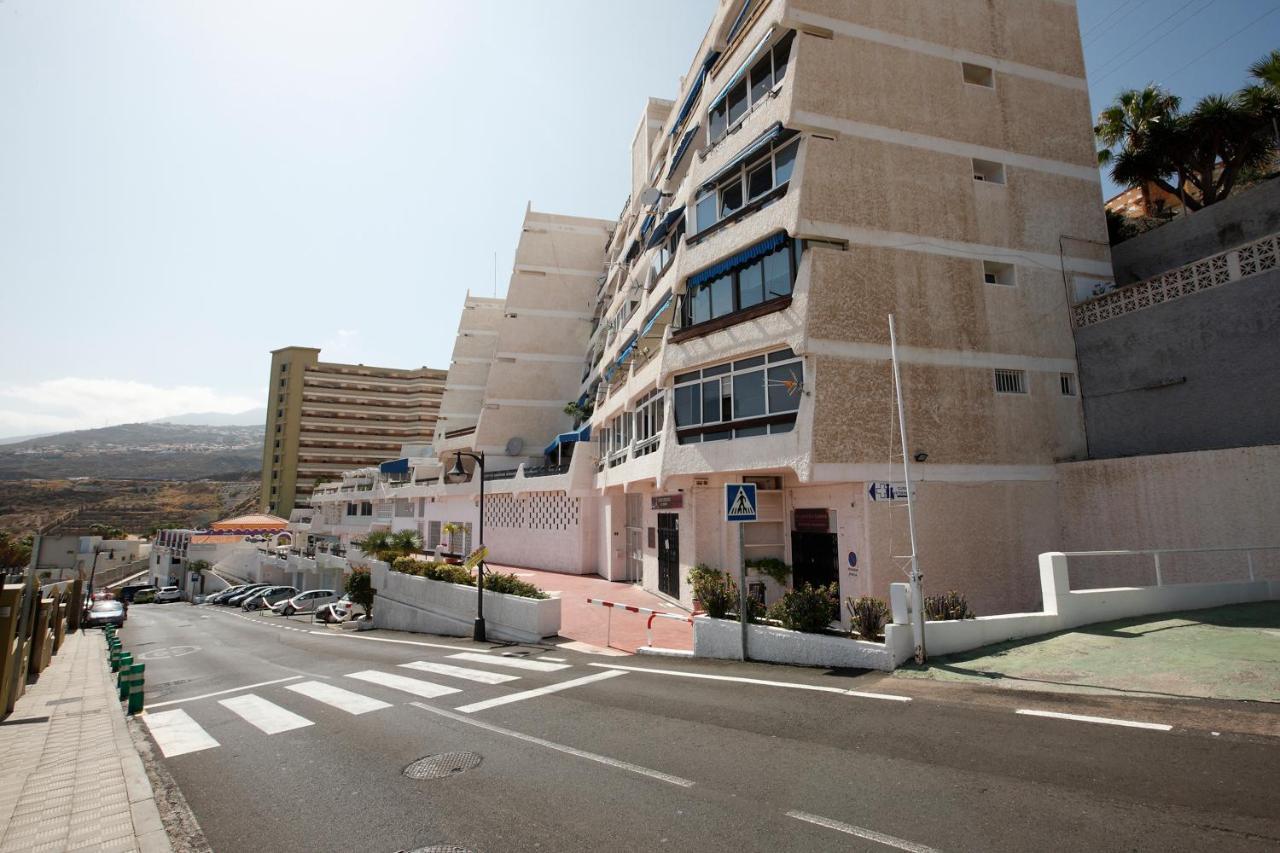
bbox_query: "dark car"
[224,585,271,606]
[84,599,126,629]
[208,585,249,604]
[118,584,156,603]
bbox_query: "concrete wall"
[1110,179,1280,285]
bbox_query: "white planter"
[370,563,561,644]
[693,616,896,671]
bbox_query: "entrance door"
[625,494,644,582]
[657,513,680,598]
[791,531,838,590]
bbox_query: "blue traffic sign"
[725,483,758,522]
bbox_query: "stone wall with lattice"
[486,493,581,532]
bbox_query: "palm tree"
[1095,85,1181,213]
[355,529,422,563]
[1244,49,1280,152]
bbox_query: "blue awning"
[701,121,787,190]
[724,0,754,45]
[667,125,699,180]
[543,422,594,457]
[710,29,774,108]
[669,51,720,137]
[640,292,674,338]
[640,212,656,239]
[647,206,685,249]
[379,458,409,475]
[688,231,788,290]
[615,332,639,369]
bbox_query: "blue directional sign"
[725,483,758,522]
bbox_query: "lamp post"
[447,450,487,642]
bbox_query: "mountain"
[0,431,57,446]
[0,422,264,481]
[150,408,266,426]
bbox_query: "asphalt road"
[120,602,1280,853]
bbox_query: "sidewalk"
[0,630,170,853]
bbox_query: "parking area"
[894,601,1280,702]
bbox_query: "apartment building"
[261,347,448,516]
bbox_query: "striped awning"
[688,231,788,290]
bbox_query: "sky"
[1,0,1277,438]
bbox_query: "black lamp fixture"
[447,450,487,643]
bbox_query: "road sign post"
[725,483,758,661]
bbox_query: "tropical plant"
[356,529,422,563]
[389,556,547,599]
[923,591,975,621]
[187,559,210,575]
[563,400,594,426]
[481,571,549,600]
[766,583,840,633]
[0,532,32,569]
[846,596,889,640]
[745,557,791,586]
[345,568,374,617]
[689,564,737,619]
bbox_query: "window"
[280,363,288,373]
[972,158,1006,184]
[346,502,358,516]
[982,261,1016,286]
[674,348,802,444]
[1060,373,1077,397]
[361,502,374,516]
[274,439,280,448]
[994,369,1027,395]
[634,389,665,456]
[427,520,442,547]
[273,454,280,464]
[707,32,795,145]
[695,137,800,233]
[962,62,995,88]
[681,237,801,328]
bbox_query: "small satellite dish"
[639,187,662,206]
[505,437,525,456]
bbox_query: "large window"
[682,236,802,328]
[694,136,798,233]
[708,32,794,145]
[634,389,665,457]
[673,348,802,444]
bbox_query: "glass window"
[763,245,792,298]
[727,80,748,126]
[709,102,727,142]
[750,53,773,102]
[768,347,796,362]
[675,370,700,384]
[734,354,766,370]
[735,424,768,438]
[770,420,794,434]
[768,363,803,412]
[738,260,764,308]
[696,191,717,232]
[691,285,711,325]
[733,369,766,419]
[747,159,772,199]
[674,384,700,427]
[773,33,792,81]
[720,379,733,421]
[701,379,722,423]
[710,274,734,318]
[720,179,743,218]
[703,429,732,443]
[774,140,798,185]
[703,363,732,378]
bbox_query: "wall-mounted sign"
[848,551,857,568]
[867,482,915,502]
[725,484,758,523]
[651,494,684,510]
[793,508,830,533]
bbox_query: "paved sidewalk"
[0,630,171,852]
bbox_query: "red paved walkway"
[491,565,693,654]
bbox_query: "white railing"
[1060,545,1280,588]
[1073,231,1279,328]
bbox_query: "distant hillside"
[0,422,263,481]
[151,408,266,426]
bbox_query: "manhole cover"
[403,752,482,780]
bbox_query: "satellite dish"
[639,187,662,206]
[505,437,525,457]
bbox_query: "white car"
[155,586,182,603]
[273,589,338,616]
[315,594,365,624]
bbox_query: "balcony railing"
[525,462,569,478]
[482,468,518,482]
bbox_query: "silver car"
[241,585,298,611]
[273,589,337,616]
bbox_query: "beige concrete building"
[261,347,447,516]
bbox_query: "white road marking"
[286,681,392,715]
[1015,709,1172,731]
[219,694,313,734]
[588,663,912,702]
[555,640,628,657]
[143,709,220,757]
[399,661,521,685]
[455,670,627,713]
[346,670,461,699]
[787,810,940,853]
[541,657,567,662]
[448,652,571,672]
[308,632,478,652]
[410,701,694,787]
[143,676,306,710]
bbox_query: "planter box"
[371,563,560,644]
[693,616,895,671]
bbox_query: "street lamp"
[447,450,487,642]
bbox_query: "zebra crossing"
[142,652,617,759]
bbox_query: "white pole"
[889,315,926,664]
[738,520,749,661]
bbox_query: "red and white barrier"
[585,598,693,649]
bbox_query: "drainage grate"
[403,752,482,780]
[402,847,473,853]
[45,698,81,706]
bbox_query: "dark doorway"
[657,513,680,598]
[791,531,838,590]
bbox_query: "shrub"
[345,568,374,617]
[745,557,791,586]
[767,583,840,633]
[480,571,549,600]
[689,564,737,619]
[846,596,889,641]
[425,563,475,585]
[924,591,975,621]
[390,557,547,599]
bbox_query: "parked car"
[274,589,337,616]
[241,586,298,611]
[224,584,271,606]
[315,594,365,624]
[132,588,157,604]
[118,583,156,603]
[208,585,249,604]
[155,586,182,603]
[84,599,126,629]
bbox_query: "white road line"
[219,694,313,734]
[399,661,521,685]
[1015,709,1172,731]
[143,676,306,710]
[308,632,478,652]
[410,701,694,787]
[345,670,462,699]
[587,663,912,702]
[455,670,626,714]
[786,810,940,853]
[143,709,220,757]
[286,681,392,715]
[448,652,571,672]
[541,657,568,663]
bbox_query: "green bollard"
[115,652,132,676]
[126,664,145,715]
[109,650,121,672]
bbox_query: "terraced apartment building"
[261,347,447,516]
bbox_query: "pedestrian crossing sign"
[725,483,758,522]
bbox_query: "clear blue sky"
[0,1,1276,437]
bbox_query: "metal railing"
[1060,545,1280,588]
[524,462,569,478]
